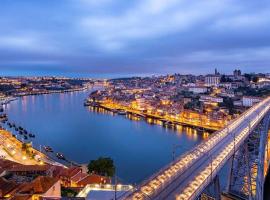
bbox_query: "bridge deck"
[123,97,270,200]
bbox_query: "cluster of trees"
[87,157,115,177]
[219,97,237,115]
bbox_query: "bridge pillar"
[226,114,270,200]
[199,175,221,200]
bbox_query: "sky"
[0,0,270,77]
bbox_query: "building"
[205,75,220,87]
[15,176,61,200]
[0,177,20,198]
[199,95,223,104]
[242,96,261,107]
[53,166,110,188]
[77,184,133,200]
[188,86,208,94]
[233,69,241,77]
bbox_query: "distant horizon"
[1,67,269,79]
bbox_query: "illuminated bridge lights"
[127,97,270,200]
[176,105,270,200]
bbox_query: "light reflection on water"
[5,90,208,183]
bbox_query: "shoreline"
[88,103,219,133]
[0,128,65,167]
[14,86,89,97]
[1,86,89,106]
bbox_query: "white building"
[242,96,261,107]
[205,75,220,87]
[188,86,208,94]
[199,95,223,104]
[233,100,243,107]
[77,184,133,200]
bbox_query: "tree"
[221,97,235,115]
[61,188,78,197]
[252,76,259,83]
[87,157,115,177]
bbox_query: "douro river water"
[4,89,205,183]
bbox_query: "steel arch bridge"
[121,96,270,200]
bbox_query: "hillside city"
[0,69,270,199]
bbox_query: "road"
[0,128,64,167]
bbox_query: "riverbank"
[87,102,220,132]
[15,86,89,97]
[0,128,64,167]
[1,86,89,106]
[4,89,205,183]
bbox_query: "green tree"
[87,157,115,177]
[61,188,78,197]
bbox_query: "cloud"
[78,0,228,51]
[0,0,270,76]
[0,33,60,54]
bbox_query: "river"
[4,89,205,184]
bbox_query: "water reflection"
[5,90,207,183]
[87,106,210,141]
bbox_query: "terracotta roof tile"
[18,176,59,195]
[0,177,20,197]
[77,174,110,186]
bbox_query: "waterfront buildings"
[0,70,270,199]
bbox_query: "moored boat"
[44,146,53,152]
[56,152,65,160]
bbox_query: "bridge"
[122,96,270,200]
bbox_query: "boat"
[111,109,118,113]
[29,133,35,138]
[56,152,65,160]
[118,109,127,115]
[43,146,53,152]
[18,126,23,131]
[23,135,28,140]
[197,127,204,132]
[19,131,23,135]
[15,128,18,131]
[23,130,28,134]
[84,101,91,106]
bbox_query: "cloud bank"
[0,0,270,77]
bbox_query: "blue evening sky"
[0,0,270,77]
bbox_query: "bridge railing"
[183,102,270,200]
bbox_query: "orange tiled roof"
[8,165,51,172]
[66,167,82,178]
[18,176,59,195]
[0,177,20,197]
[77,174,110,186]
[0,159,23,174]
[71,172,88,183]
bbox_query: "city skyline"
[1,0,270,77]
